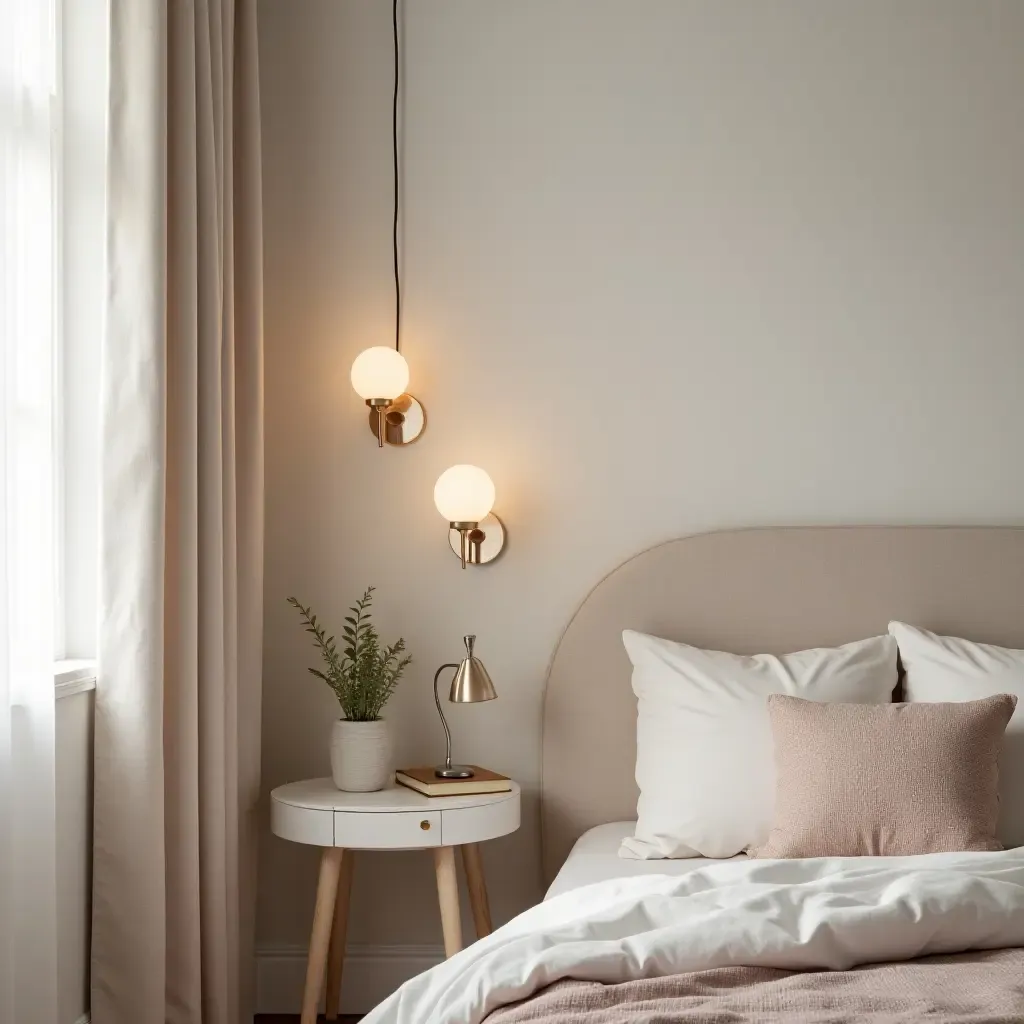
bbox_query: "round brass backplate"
[369,393,425,446]
[447,513,506,565]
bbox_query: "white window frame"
[53,0,106,696]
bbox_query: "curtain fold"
[94,2,263,1022]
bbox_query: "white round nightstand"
[271,777,521,1024]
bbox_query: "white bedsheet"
[545,821,744,899]
[364,848,1024,1024]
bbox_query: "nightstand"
[270,777,521,1024]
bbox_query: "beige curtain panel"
[93,2,264,1022]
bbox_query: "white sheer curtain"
[0,0,60,1022]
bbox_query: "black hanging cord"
[392,0,401,352]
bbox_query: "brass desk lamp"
[432,635,496,778]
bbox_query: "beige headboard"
[541,526,1024,881]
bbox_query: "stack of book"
[395,765,511,797]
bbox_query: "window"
[1,1,62,1010]
[55,0,106,682]
[1,0,59,681]
[0,0,105,693]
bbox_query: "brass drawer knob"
[420,820,431,831]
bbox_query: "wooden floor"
[255,1016,362,1023]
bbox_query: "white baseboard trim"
[72,1013,91,1024]
[256,943,445,1015]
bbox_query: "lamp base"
[447,513,506,565]
[434,764,476,779]
[367,393,426,446]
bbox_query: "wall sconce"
[348,0,425,448]
[433,465,506,568]
[350,347,425,448]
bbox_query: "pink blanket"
[488,948,1024,1023]
[363,853,1024,1024]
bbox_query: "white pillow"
[889,621,1024,848]
[620,630,898,860]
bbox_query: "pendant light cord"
[392,0,401,352]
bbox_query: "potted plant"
[288,587,411,792]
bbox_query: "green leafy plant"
[288,587,411,721]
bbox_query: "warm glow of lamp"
[350,346,410,401]
[434,466,504,569]
[433,465,495,524]
[351,347,420,448]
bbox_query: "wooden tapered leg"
[461,843,492,939]
[324,850,355,1021]
[301,847,344,1024]
[433,845,463,958]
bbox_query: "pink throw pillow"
[751,693,1016,859]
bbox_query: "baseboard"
[64,948,438,1018]
[255,943,445,1015]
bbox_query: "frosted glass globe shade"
[350,346,410,401]
[434,465,496,523]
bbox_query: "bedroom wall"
[256,0,1024,1009]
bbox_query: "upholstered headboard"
[540,526,1024,881]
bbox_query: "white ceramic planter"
[330,718,392,792]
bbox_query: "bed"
[366,526,1024,1024]
[545,821,741,899]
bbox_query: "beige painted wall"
[257,0,1024,1005]
[57,691,93,1024]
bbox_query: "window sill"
[55,659,97,699]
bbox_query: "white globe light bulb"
[350,346,410,401]
[434,465,496,523]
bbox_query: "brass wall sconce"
[348,0,425,448]
[433,465,506,568]
[350,347,425,447]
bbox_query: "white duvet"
[363,849,1024,1024]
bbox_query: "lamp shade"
[433,465,495,523]
[350,346,410,401]
[449,635,497,703]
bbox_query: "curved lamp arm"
[433,663,459,771]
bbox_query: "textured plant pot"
[330,718,392,792]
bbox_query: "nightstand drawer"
[334,809,442,849]
[440,794,520,846]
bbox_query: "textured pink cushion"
[751,693,1017,859]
